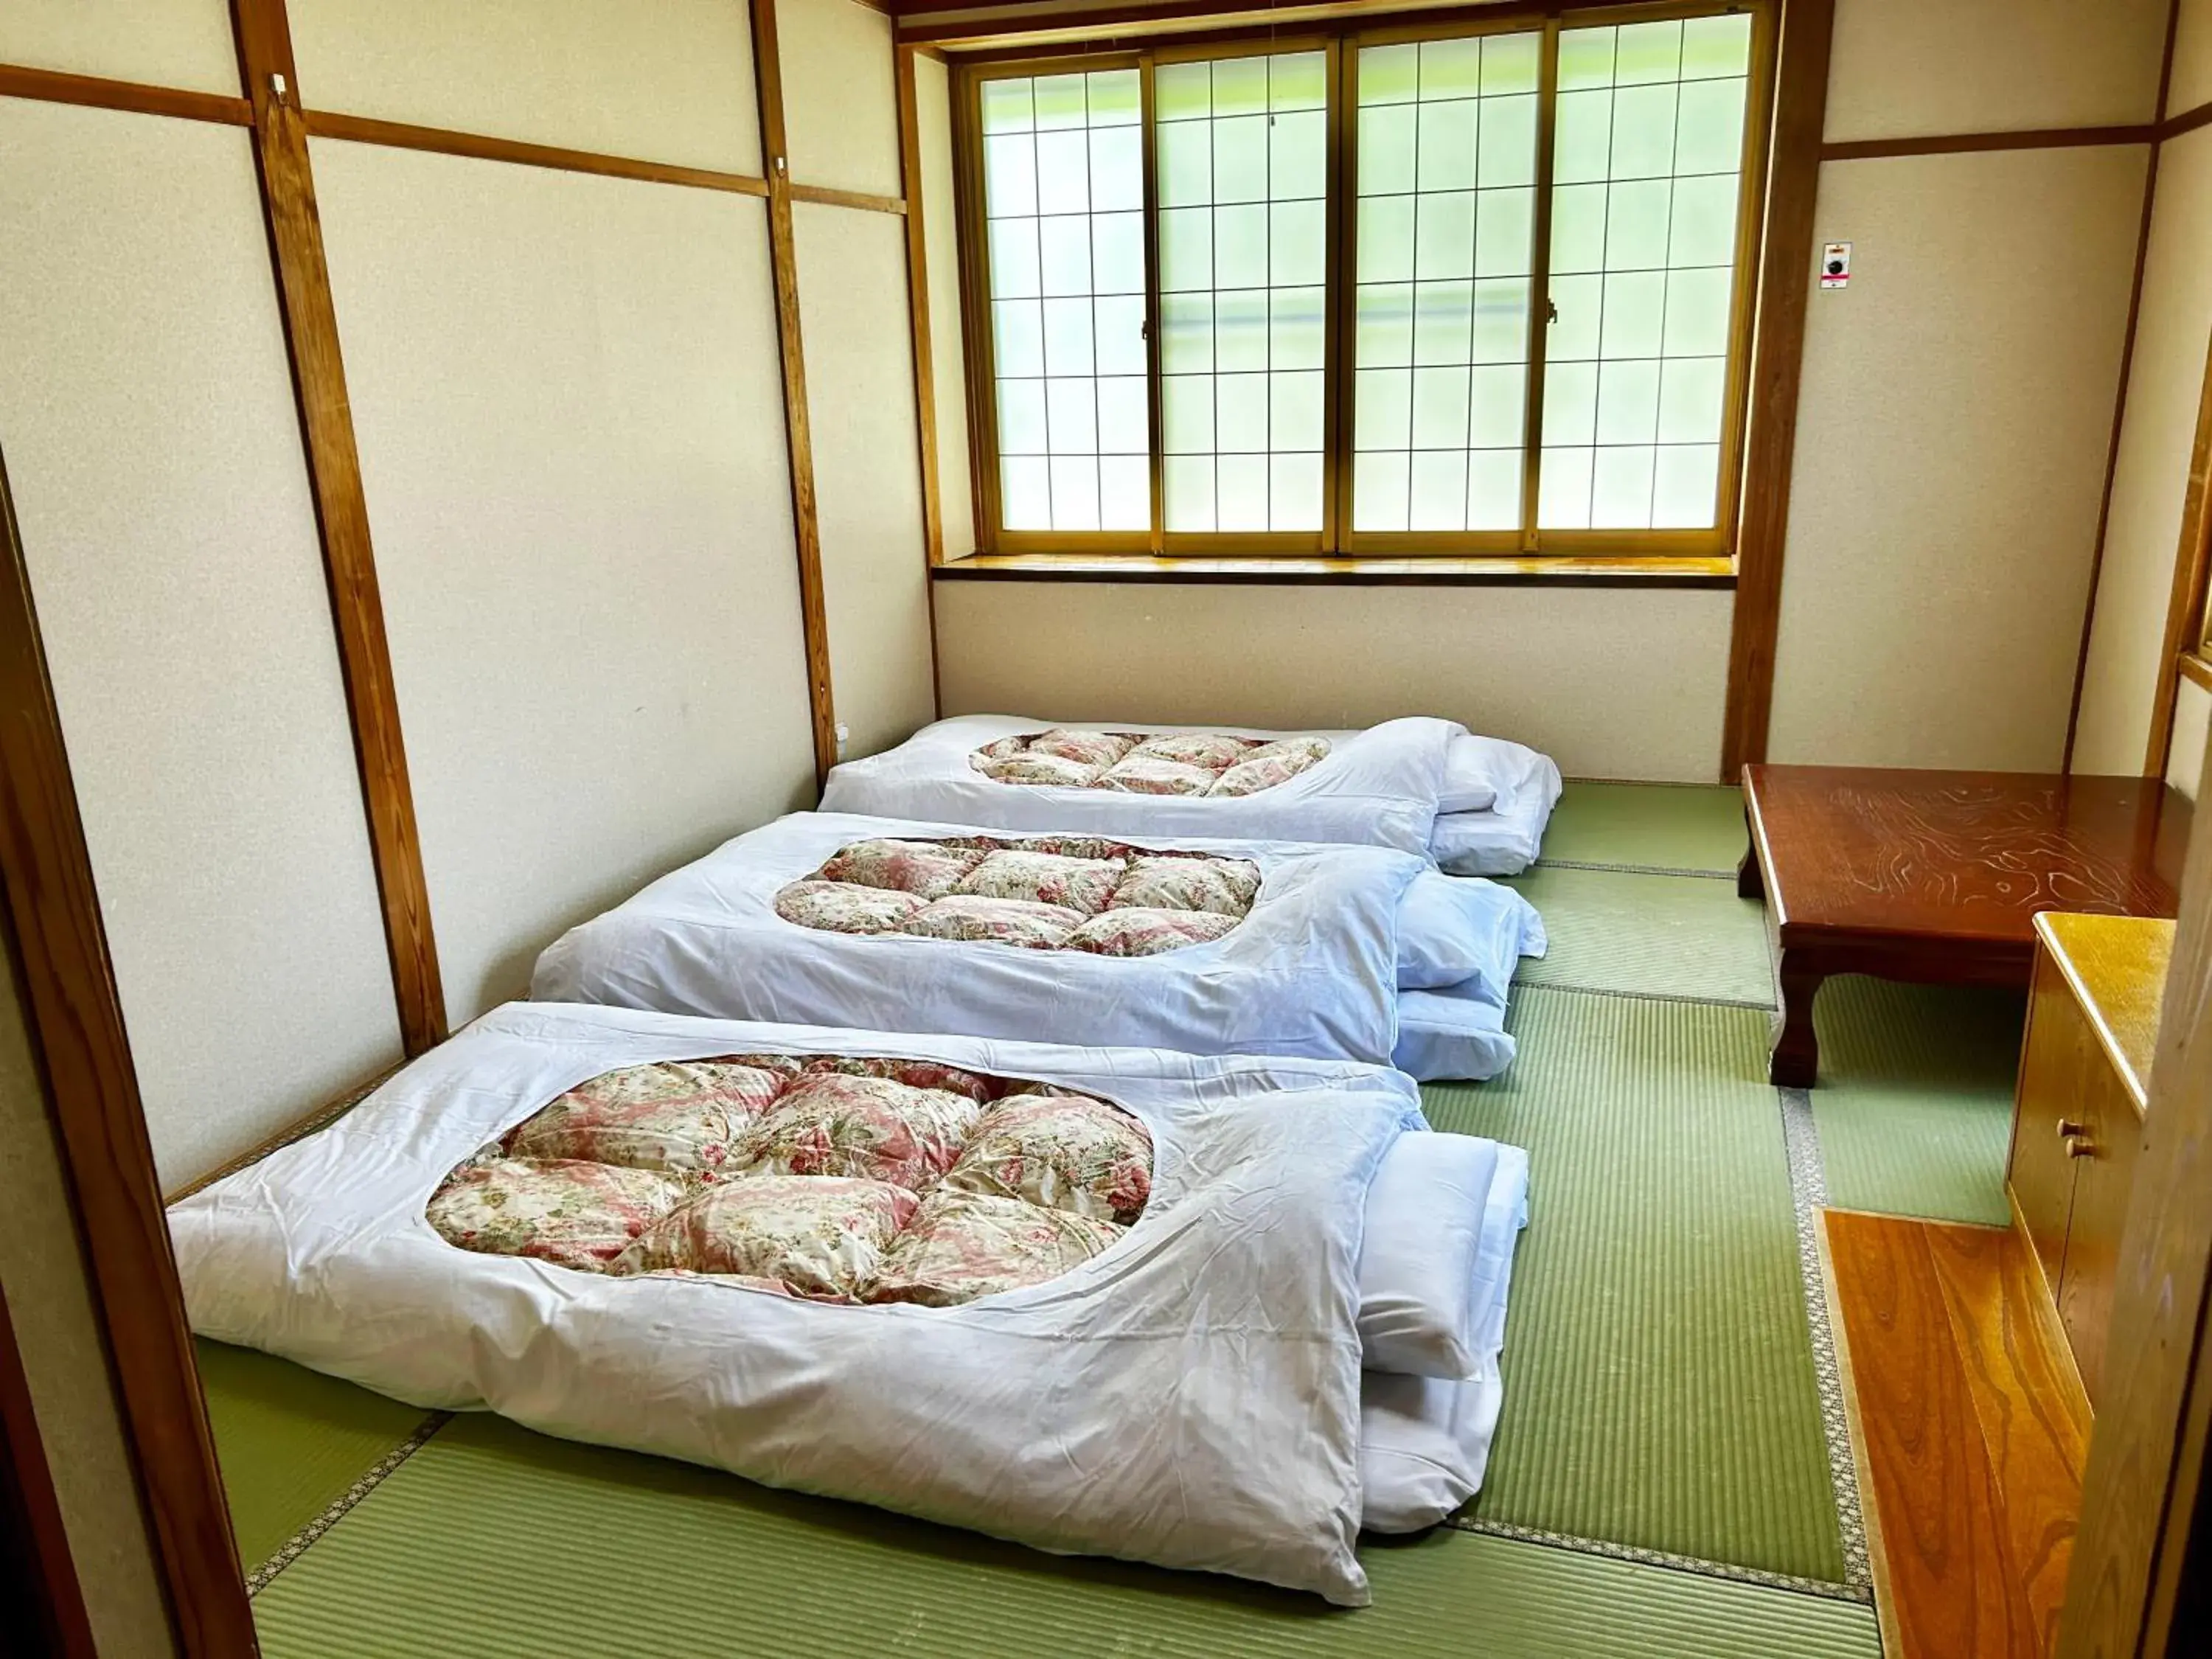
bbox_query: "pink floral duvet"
[974,728,1332,797]
[428,1050,1153,1307]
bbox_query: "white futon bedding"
[172,1004,1498,1604]
[819,714,1559,872]
[530,813,1545,1081]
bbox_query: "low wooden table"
[1737,765,2188,1087]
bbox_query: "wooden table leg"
[1738,806,1764,900]
[1769,951,1824,1087]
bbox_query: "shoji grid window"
[1156,51,1329,536]
[1351,33,1542,535]
[1539,13,1754,532]
[956,5,1767,557]
[978,68,1150,533]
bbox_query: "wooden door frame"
[2061,712,2212,1658]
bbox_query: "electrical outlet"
[1820,242,1852,289]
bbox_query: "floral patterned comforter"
[973,729,1332,797]
[773,833,1262,956]
[428,1050,1152,1306]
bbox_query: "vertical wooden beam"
[0,451,255,1657]
[230,0,446,1051]
[2145,334,2212,777]
[748,0,843,784]
[1719,0,1834,782]
[895,44,946,716]
[2059,715,2212,1659]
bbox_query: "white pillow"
[1438,734,1533,814]
[1395,870,1548,998]
[1358,1130,1501,1377]
[1360,1144,1529,1532]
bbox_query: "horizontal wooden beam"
[302,108,771,195]
[900,0,1658,49]
[934,552,1737,587]
[2164,96,2212,142]
[1820,125,2154,163]
[0,61,250,125]
[788,181,907,214]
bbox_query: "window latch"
[1547,297,1559,324]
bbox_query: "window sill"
[2179,650,2212,695]
[931,553,1738,588]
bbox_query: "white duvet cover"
[530,813,1543,1079]
[170,1004,1438,1604]
[823,714,1541,860]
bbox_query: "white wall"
[1770,145,2146,771]
[0,0,238,95]
[779,0,902,196]
[314,139,818,1024]
[914,52,976,563]
[796,201,939,759]
[0,98,402,1186]
[2169,676,2211,799]
[936,580,1733,781]
[2171,0,2212,119]
[289,0,764,173]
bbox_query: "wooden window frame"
[949,0,1776,561]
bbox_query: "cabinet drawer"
[2008,953,2094,1293]
[2056,1076,2143,1408]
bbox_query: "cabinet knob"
[2064,1133,2096,1159]
[2056,1118,2086,1138]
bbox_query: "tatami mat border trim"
[1526,979,1778,1014]
[1534,858,1739,880]
[1445,1517,1870,1605]
[1778,1086,1871,1589]
[245,1411,454,1597]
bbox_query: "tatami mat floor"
[195,781,2024,1655]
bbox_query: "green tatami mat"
[1424,989,1844,1583]
[1809,975,2026,1227]
[1543,781,1747,874]
[196,1338,433,1570]
[251,1412,1877,1659]
[1508,865,1775,1008]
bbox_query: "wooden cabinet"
[2007,912,2170,1408]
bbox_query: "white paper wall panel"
[0,0,238,95]
[916,52,976,560]
[796,202,938,759]
[0,100,403,1185]
[2168,678,2211,799]
[312,140,816,1023]
[936,582,1730,782]
[779,0,901,198]
[0,967,175,1658]
[2073,128,2212,773]
[1824,0,2167,142]
[1770,147,2144,773]
[289,0,762,175]
[2172,0,2212,119]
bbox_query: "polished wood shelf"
[1823,1209,2089,1659]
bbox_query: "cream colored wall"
[914,52,976,562]
[780,0,902,197]
[2073,125,2212,773]
[288,0,763,173]
[936,582,1733,782]
[0,956,176,1658]
[2171,0,2212,119]
[0,0,237,95]
[1769,145,2147,771]
[313,138,817,1023]
[796,202,939,759]
[0,98,402,1186]
[2169,676,2211,799]
[1824,0,2168,141]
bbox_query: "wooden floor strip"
[1822,1209,2086,1658]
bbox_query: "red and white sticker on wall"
[1820,242,1852,290]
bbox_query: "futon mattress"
[170,1004,1431,1604]
[530,812,1540,1077]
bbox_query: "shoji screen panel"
[288,0,763,173]
[0,100,401,1185]
[311,139,815,1025]
[915,52,976,559]
[0,0,239,94]
[781,0,902,198]
[796,201,938,757]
